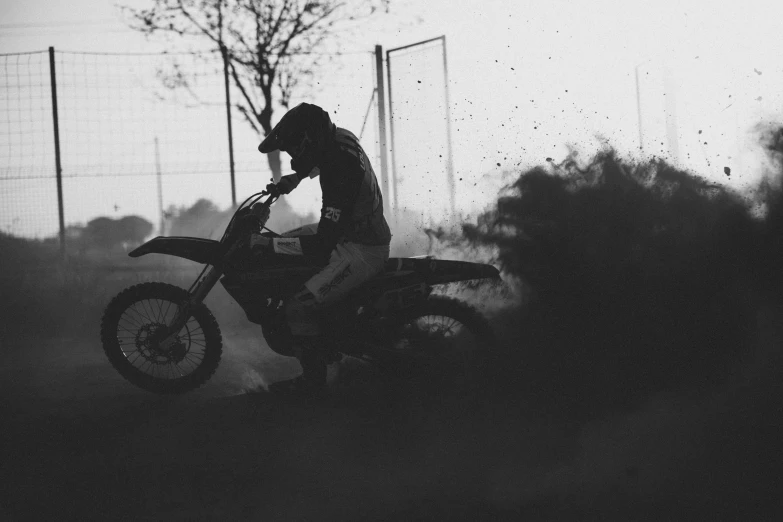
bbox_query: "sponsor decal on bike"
[273,237,303,255]
[317,264,352,298]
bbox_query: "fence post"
[635,64,644,152]
[440,36,456,216]
[155,137,164,236]
[374,45,390,218]
[221,44,237,207]
[385,47,399,219]
[48,47,65,260]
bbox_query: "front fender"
[128,236,222,265]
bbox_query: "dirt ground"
[2,305,781,521]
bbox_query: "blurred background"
[2,0,782,246]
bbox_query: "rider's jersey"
[298,127,391,264]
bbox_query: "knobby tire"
[100,282,223,394]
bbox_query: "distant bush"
[165,197,317,240]
[167,198,227,239]
[62,215,154,257]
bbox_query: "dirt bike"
[100,186,500,394]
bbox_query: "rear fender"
[128,236,221,265]
[384,257,500,285]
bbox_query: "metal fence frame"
[386,35,455,217]
[2,38,449,257]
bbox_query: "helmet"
[258,103,335,176]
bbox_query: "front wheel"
[100,282,223,394]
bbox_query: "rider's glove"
[275,173,301,195]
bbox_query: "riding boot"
[269,289,328,397]
[316,310,345,362]
[268,337,327,398]
[298,340,327,388]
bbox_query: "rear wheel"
[382,295,496,387]
[100,282,223,394]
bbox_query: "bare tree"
[122,0,390,184]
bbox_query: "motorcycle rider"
[252,102,392,397]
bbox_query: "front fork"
[157,238,246,350]
[157,206,268,350]
[157,265,224,350]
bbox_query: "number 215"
[324,207,341,222]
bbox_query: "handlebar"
[262,181,282,200]
[220,181,283,246]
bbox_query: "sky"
[2,0,782,237]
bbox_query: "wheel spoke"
[182,332,207,343]
[119,311,145,331]
[117,324,139,338]
[155,299,166,323]
[134,299,153,324]
[187,353,204,364]
[127,303,152,326]
[143,298,160,323]
[142,299,161,325]
[182,356,199,371]
[149,299,161,323]
[442,316,458,331]
[162,298,174,324]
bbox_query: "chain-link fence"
[0,47,380,245]
[1,38,454,255]
[1,51,58,239]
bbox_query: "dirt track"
[1,334,565,520]
[2,307,781,521]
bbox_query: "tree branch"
[228,59,261,126]
[175,0,221,45]
[120,0,393,179]
[235,104,261,134]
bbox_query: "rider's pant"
[284,241,390,339]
